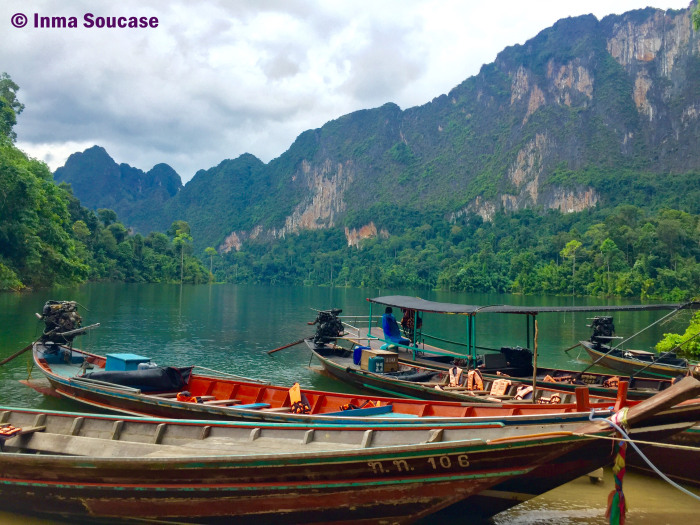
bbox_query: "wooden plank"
[1,425,46,436]
[203,398,241,405]
[323,405,394,417]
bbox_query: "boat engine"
[499,346,534,376]
[311,308,344,345]
[590,316,614,346]
[38,300,83,344]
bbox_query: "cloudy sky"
[1,1,693,183]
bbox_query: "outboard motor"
[590,316,615,347]
[38,300,82,344]
[499,346,534,376]
[310,308,344,345]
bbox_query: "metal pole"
[471,315,477,361]
[526,315,531,349]
[531,319,539,401]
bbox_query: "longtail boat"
[307,338,629,405]
[580,315,700,380]
[626,423,700,488]
[316,296,698,400]
[1,377,699,524]
[28,339,625,425]
[24,300,639,425]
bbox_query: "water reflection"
[495,468,700,524]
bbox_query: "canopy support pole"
[526,315,531,350]
[531,318,539,402]
[367,302,373,339]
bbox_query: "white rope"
[587,410,700,501]
[575,432,700,452]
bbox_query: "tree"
[167,220,190,238]
[172,223,193,284]
[600,238,618,295]
[0,73,24,143]
[694,1,700,31]
[656,310,700,359]
[204,246,217,282]
[560,239,582,296]
[97,208,118,227]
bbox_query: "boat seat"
[0,425,46,449]
[261,407,292,412]
[203,399,241,405]
[149,392,179,398]
[236,403,271,410]
[323,405,394,417]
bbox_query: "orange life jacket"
[466,369,484,391]
[514,386,533,400]
[449,366,463,387]
[176,391,203,403]
[603,376,620,388]
[289,382,311,414]
[0,425,21,437]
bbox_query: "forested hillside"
[30,4,700,299]
[0,74,208,292]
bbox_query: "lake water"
[1,283,698,523]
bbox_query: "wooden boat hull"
[432,420,693,519]
[0,407,615,524]
[581,340,698,380]
[31,342,624,426]
[626,424,700,487]
[4,375,699,523]
[351,326,674,401]
[310,343,621,406]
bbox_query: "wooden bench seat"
[203,399,241,406]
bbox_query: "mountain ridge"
[54,4,700,252]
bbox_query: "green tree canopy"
[0,73,24,144]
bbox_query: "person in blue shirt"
[381,307,410,346]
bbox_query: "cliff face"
[259,5,698,249]
[55,5,700,252]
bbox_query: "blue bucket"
[353,346,370,365]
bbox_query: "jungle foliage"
[214,203,699,304]
[0,74,208,292]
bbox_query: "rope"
[607,435,627,524]
[574,433,700,452]
[587,410,700,503]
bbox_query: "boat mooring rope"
[584,410,700,505]
[575,433,700,452]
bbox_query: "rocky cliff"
[54,5,700,252]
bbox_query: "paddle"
[563,342,581,354]
[267,338,306,355]
[0,341,36,366]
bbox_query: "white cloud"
[1,0,692,181]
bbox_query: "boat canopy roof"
[367,296,699,316]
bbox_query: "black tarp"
[84,366,193,392]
